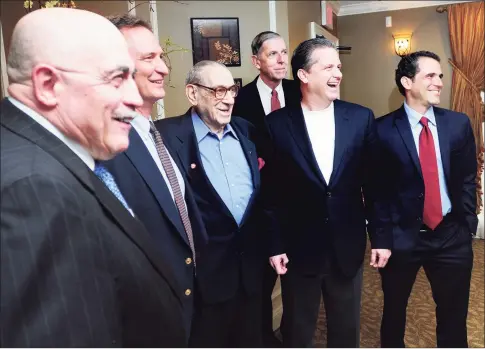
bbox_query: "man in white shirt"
[101,14,207,338]
[1,8,187,347]
[263,37,392,347]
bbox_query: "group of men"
[1,7,477,349]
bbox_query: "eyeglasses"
[192,83,239,99]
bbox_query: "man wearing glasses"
[156,60,267,347]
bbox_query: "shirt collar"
[130,113,152,138]
[191,108,238,143]
[8,97,95,171]
[257,75,283,95]
[404,101,436,128]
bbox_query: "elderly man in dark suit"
[263,38,392,348]
[1,8,186,347]
[101,14,207,337]
[376,51,477,348]
[233,30,300,347]
[156,60,267,348]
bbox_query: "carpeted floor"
[313,239,484,348]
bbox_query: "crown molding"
[337,0,474,16]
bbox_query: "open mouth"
[150,80,164,85]
[112,116,134,124]
[327,82,339,88]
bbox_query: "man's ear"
[185,85,198,106]
[31,64,60,107]
[297,69,308,84]
[400,76,412,91]
[251,55,260,70]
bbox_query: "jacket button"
[418,193,424,198]
[185,289,192,296]
[326,191,332,197]
[324,218,329,223]
[417,217,421,221]
[185,257,192,265]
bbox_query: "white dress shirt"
[303,102,335,184]
[256,76,285,115]
[8,97,95,171]
[404,102,451,215]
[130,114,186,203]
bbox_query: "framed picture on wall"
[234,78,242,88]
[190,17,241,67]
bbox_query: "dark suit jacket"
[374,105,478,252]
[0,99,186,347]
[263,100,392,277]
[155,110,267,305]
[233,76,300,159]
[102,126,207,332]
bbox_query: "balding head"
[7,8,142,160]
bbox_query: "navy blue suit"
[263,100,390,347]
[102,127,207,339]
[375,105,477,347]
[156,110,267,347]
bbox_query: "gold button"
[185,289,192,296]
[185,257,192,265]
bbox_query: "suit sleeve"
[459,117,478,234]
[1,175,117,347]
[361,111,393,249]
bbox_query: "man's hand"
[370,249,391,268]
[269,254,289,275]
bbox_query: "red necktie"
[271,89,281,112]
[419,116,442,230]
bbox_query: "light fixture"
[393,33,412,57]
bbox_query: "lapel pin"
[190,163,197,169]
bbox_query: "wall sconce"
[393,33,412,57]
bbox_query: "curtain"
[448,1,485,214]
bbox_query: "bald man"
[1,8,186,347]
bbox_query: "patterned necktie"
[149,122,196,262]
[418,116,442,230]
[271,89,281,112]
[94,162,131,212]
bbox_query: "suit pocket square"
[258,157,265,170]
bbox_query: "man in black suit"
[156,60,267,347]
[263,38,392,348]
[376,51,477,348]
[101,14,206,336]
[1,8,186,347]
[233,30,299,348]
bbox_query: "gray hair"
[251,31,282,56]
[291,37,336,83]
[185,60,226,85]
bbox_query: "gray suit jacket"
[0,99,187,347]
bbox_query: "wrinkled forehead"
[261,37,287,53]
[202,66,235,87]
[311,46,341,66]
[83,39,135,76]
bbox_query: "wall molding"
[338,0,474,16]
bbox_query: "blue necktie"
[94,162,131,212]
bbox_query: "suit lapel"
[287,106,328,187]
[1,99,182,300]
[249,77,266,120]
[434,107,451,183]
[394,105,423,179]
[328,100,351,186]
[124,128,188,245]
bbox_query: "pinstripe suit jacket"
[0,99,187,347]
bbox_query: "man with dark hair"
[376,50,477,347]
[156,60,267,347]
[101,13,207,339]
[263,37,391,348]
[233,31,299,347]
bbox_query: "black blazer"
[102,126,207,332]
[0,99,186,347]
[263,100,392,277]
[233,76,300,159]
[155,110,267,305]
[374,105,478,252]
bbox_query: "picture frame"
[234,78,242,88]
[190,17,241,67]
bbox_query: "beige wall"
[156,1,270,117]
[338,6,452,117]
[276,1,290,52]
[287,0,322,68]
